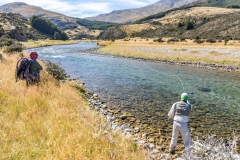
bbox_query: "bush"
[167,38,179,43]
[2,43,23,52]
[186,21,194,30]
[178,22,184,28]
[153,38,164,42]
[54,32,61,40]
[0,53,3,61]
[206,39,216,43]
[0,38,15,47]
[194,39,205,44]
[45,60,68,80]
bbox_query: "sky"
[0,0,160,18]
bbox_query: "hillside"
[0,12,48,41]
[0,2,99,39]
[85,0,198,23]
[98,7,240,40]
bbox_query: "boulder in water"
[198,87,211,92]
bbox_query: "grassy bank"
[0,52,145,159]
[97,39,240,67]
[21,39,81,49]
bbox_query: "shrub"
[224,38,230,45]
[0,38,15,47]
[71,84,86,95]
[54,32,61,40]
[0,53,3,61]
[186,21,194,30]
[2,43,23,52]
[180,38,186,42]
[153,38,164,42]
[45,60,68,80]
[206,39,217,43]
[178,22,184,28]
[194,39,205,44]
[167,38,179,43]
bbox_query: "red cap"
[30,52,38,60]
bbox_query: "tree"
[60,31,68,40]
[54,32,61,40]
[186,21,194,30]
[30,15,68,40]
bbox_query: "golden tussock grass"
[0,52,145,160]
[21,39,81,49]
[98,39,240,66]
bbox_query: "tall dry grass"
[21,39,81,49]
[0,52,145,160]
[98,40,240,67]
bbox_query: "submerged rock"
[198,87,211,92]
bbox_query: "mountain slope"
[0,12,48,41]
[0,2,99,39]
[98,7,240,40]
[85,0,198,23]
[0,2,78,28]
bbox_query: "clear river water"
[27,42,240,139]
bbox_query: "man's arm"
[168,103,176,119]
[187,100,193,110]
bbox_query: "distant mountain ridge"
[0,2,100,39]
[85,0,198,23]
[0,2,77,28]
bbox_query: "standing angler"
[168,93,192,154]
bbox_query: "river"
[27,42,240,139]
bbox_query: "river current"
[27,42,240,139]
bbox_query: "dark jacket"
[29,59,43,75]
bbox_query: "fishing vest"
[174,101,191,116]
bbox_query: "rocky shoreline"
[78,47,240,72]
[84,92,179,160]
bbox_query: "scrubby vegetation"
[45,60,68,80]
[203,0,240,7]
[76,18,119,30]
[30,15,68,40]
[0,38,24,53]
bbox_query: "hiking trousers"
[169,121,191,152]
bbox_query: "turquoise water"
[27,42,240,138]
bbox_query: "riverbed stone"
[134,127,140,132]
[160,153,171,160]
[120,115,127,120]
[121,124,130,130]
[142,133,148,139]
[137,140,146,146]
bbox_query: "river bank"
[21,39,81,49]
[94,39,240,72]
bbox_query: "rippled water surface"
[27,42,240,138]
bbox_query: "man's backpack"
[15,58,40,86]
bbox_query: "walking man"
[168,93,192,154]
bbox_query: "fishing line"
[143,60,186,93]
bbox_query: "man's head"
[181,93,188,101]
[30,52,38,60]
